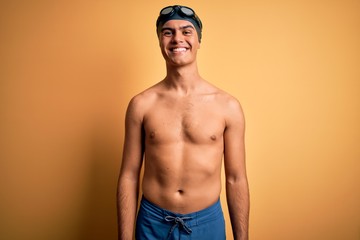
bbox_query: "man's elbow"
[226,174,248,186]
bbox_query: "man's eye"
[183,31,192,35]
[163,31,172,36]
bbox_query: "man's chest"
[143,101,225,144]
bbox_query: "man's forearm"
[117,178,139,240]
[226,179,250,240]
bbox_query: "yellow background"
[1,1,359,239]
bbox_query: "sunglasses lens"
[181,7,194,16]
[160,7,173,15]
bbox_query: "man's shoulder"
[209,85,241,107]
[208,85,244,119]
[127,82,163,109]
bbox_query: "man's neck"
[164,63,202,94]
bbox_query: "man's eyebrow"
[161,25,195,32]
[161,27,174,32]
[180,25,195,30]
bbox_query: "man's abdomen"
[141,152,222,214]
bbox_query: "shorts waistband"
[139,196,223,227]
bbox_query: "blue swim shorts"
[135,196,226,240]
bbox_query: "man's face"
[158,20,200,67]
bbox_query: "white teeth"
[172,48,187,52]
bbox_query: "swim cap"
[156,5,203,42]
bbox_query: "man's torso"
[139,81,232,214]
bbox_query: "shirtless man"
[117,5,249,240]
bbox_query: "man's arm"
[223,98,250,240]
[117,97,145,240]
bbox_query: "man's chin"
[167,57,194,66]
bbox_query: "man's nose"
[171,31,184,43]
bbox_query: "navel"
[177,189,184,194]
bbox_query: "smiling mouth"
[171,47,188,53]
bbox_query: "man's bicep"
[223,101,246,181]
[120,99,145,181]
